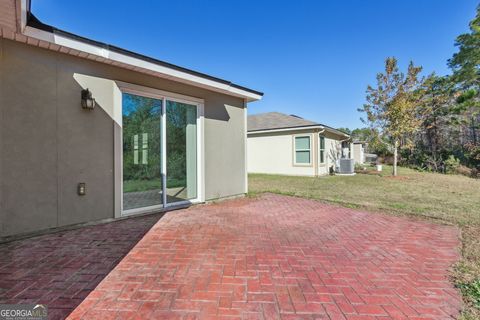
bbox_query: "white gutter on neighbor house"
[248,126,349,138]
[248,126,326,135]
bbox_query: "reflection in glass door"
[166,100,197,204]
[121,91,199,213]
[122,93,163,210]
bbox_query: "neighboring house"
[0,1,262,238]
[352,141,366,164]
[247,112,351,176]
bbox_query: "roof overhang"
[248,125,350,138]
[5,0,263,102]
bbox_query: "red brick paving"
[0,214,160,320]
[68,194,462,320]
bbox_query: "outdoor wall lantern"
[81,88,96,110]
[78,182,86,196]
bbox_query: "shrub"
[377,155,394,165]
[445,155,461,174]
[458,279,480,310]
[464,143,480,168]
[354,164,367,171]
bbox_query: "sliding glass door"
[166,100,197,203]
[122,92,199,213]
[122,93,163,211]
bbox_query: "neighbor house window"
[142,133,148,165]
[294,135,311,164]
[132,133,149,165]
[133,134,139,164]
[319,135,325,164]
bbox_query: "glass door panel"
[122,93,163,210]
[166,100,197,203]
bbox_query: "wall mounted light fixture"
[81,88,96,110]
[78,182,86,196]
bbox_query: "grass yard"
[123,178,186,193]
[249,166,480,319]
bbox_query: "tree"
[448,5,480,146]
[449,5,480,88]
[337,127,352,135]
[359,57,423,176]
[350,128,370,141]
[414,74,455,170]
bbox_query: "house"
[247,112,352,176]
[352,141,366,164]
[0,1,262,238]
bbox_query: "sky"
[32,0,478,129]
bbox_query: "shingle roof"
[247,112,350,138]
[248,112,318,131]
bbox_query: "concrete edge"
[205,193,246,204]
[0,208,168,244]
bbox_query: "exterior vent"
[338,159,354,174]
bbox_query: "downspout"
[315,128,325,177]
[244,99,248,194]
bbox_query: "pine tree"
[449,5,480,146]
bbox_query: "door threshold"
[121,200,198,217]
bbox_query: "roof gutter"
[248,126,349,138]
[16,1,263,102]
[248,125,325,135]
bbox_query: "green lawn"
[249,167,480,319]
[123,179,186,193]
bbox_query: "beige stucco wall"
[247,131,315,176]
[0,38,247,237]
[352,143,364,164]
[247,129,343,176]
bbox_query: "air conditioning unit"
[338,158,355,174]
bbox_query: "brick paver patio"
[0,214,161,320]
[68,194,462,320]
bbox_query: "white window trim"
[113,81,205,217]
[116,81,205,105]
[293,134,312,166]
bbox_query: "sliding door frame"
[114,81,205,217]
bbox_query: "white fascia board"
[247,126,325,135]
[248,126,350,138]
[22,26,262,102]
